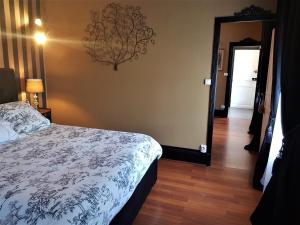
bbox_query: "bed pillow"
[0,120,18,143]
[0,101,50,134]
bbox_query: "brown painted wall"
[43,0,276,149]
[215,21,263,110]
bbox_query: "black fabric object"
[245,22,275,152]
[251,0,300,224]
[252,142,271,190]
[248,93,262,135]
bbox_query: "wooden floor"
[212,117,258,170]
[133,117,261,225]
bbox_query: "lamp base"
[33,93,39,109]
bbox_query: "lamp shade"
[26,79,44,93]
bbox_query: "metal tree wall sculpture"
[83,3,156,71]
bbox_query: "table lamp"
[26,79,44,109]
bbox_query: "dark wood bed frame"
[0,68,158,225]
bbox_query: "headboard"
[0,68,19,104]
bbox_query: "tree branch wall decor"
[83,2,156,71]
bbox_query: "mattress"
[0,124,162,225]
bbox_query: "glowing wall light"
[34,18,43,26]
[34,31,47,45]
[33,18,47,45]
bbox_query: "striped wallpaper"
[0,0,46,107]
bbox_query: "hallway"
[133,117,261,225]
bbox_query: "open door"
[224,39,261,117]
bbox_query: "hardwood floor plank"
[133,117,261,225]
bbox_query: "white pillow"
[0,120,18,143]
[0,101,50,134]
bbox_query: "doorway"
[212,21,263,169]
[206,12,276,167]
[230,48,259,109]
[226,43,261,119]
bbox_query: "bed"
[0,68,162,225]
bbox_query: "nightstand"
[38,108,52,122]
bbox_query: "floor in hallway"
[133,116,261,225]
[212,117,257,170]
[228,107,254,120]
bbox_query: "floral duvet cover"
[0,124,162,225]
